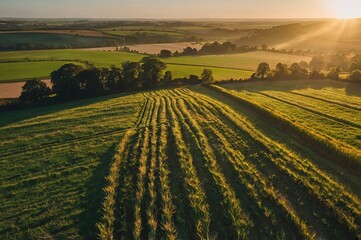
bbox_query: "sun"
[329,0,361,19]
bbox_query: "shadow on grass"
[77,142,117,239]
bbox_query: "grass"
[0,50,306,82]
[0,49,145,67]
[1,82,361,239]
[0,92,144,239]
[164,51,311,71]
[0,61,83,82]
[0,49,258,82]
[221,81,361,152]
[167,64,253,80]
[0,32,119,48]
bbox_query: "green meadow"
[0,50,308,82]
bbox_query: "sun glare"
[329,0,361,19]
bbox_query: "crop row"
[208,85,361,171]
[204,85,361,237]
[97,87,361,239]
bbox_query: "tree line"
[19,58,214,104]
[251,61,361,82]
[158,41,258,58]
[17,57,361,105]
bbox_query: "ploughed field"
[1,80,360,239]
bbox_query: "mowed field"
[1,80,360,239]
[0,50,309,83]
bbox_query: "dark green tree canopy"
[122,61,141,89]
[51,63,85,98]
[20,79,51,103]
[77,68,106,97]
[140,57,167,87]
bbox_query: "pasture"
[164,51,311,71]
[1,80,360,239]
[0,50,306,83]
[0,32,119,50]
[0,61,83,82]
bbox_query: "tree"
[349,70,361,82]
[200,69,214,83]
[188,75,200,84]
[140,58,167,87]
[308,69,325,79]
[159,49,172,58]
[289,62,308,79]
[76,68,105,97]
[122,61,140,89]
[163,71,173,82]
[256,62,270,78]
[222,42,237,53]
[106,66,123,93]
[51,64,85,98]
[274,62,288,79]
[182,47,198,56]
[327,67,341,80]
[349,62,359,73]
[309,56,324,70]
[299,61,309,69]
[199,41,236,54]
[20,79,51,103]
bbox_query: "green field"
[166,64,252,80]
[0,61,252,82]
[0,92,144,238]
[0,50,307,82]
[164,51,311,71]
[0,49,145,67]
[1,80,360,239]
[0,61,84,81]
[0,32,119,49]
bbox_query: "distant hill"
[236,19,361,53]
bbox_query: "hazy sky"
[0,0,360,19]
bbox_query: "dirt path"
[0,79,51,99]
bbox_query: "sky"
[0,0,360,19]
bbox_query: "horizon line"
[1,17,360,21]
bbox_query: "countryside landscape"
[0,0,361,239]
